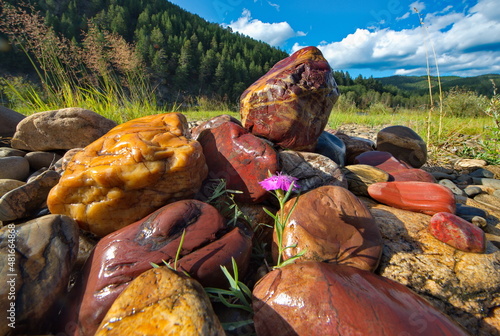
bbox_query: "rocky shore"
[1,46,499,336]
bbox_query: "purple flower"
[259,172,299,192]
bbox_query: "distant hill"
[376,74,500,96]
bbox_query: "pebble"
[0,147,26,157]
[471,216,488,228]
[25,151,62,171]
[431,172,456,180]
[472,177,500,190]
[0,179,26,197]
[0,156,30,180]
[439,179,466,197]
[429,212,486,253]
[455,204,488,222]
[469,168,495,178]
[464,186,483,197]
[376,125,427,168]
[454,159,487,169]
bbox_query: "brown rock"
[198,121,278,203]
[96,267,224,336]
[11,107,116,151]
[47,113,207,237]
[0,215,79,335]
[279,150,347,193]
[240,46,339,150]
[0,179,26,197]
[376,125,427,168]
[333,130,374,165]
[252,262,469,336]
[342,164,390,196]
[276,185,382,272]
[190,114,242,139]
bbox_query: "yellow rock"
[95,267,225,336]
[47,113,207,236]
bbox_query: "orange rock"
[368,181,456,215]
[47,113,207,236]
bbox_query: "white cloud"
[227,9,305,47]
[301,0,500,76]
[410,1,426,13]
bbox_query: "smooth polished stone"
[376,125,427,168]
[342,164,390,197]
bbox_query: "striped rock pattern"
[240,46,339,150]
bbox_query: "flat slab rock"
[253,262,469,336]
[362,197,500,336]
[47,112,208,237]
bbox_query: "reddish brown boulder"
[429,212,486,253]
[354,150,411,174]
[275,185,382,272]
[252,262,470,336]
[377,125,427,168]
[198,121,279,203]
[240,46,339,150]
[368,181,456,215]
[65,200,251,336]
[190,114,242,140]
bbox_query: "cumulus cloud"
[297,0,500,76]
[227,9,306,47]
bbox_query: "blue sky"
[168,0,500,78]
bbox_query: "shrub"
[443,87,488,118]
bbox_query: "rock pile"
[0,46,499,336]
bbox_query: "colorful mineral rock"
[240,46,339,150]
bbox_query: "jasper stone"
[96,267,224,336]
[342,164,390,196]
[0,215,79,335]
[68,200,250,336]
[314,131,346,166]
[376,125,427,168]
[198,121,278,203]
[190,114,242,140]
[11,107,117,151]
[0,156,30,180]
[279,150,347,193]
[0,169,60,222]
[47,113,207,237]
[240,46,339,150]
[333,131,374,165]
[252,262,469,336]
[429,212,486,253]
[368,181,456,215]
[390,167,436,182]
[276,185,382,272]
[354,150,411,176]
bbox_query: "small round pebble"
[0,156,30,181]
[471,216,487,229]
[464,186,483,197]
[439,179,465,196]
[469,168,495,179]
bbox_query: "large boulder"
[275,185,382,272]
[364,197,500,335]
[11,107,116,151]
[47,113,207,237]
[240,46,339,150]
[252,262,469,336]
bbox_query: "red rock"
[354,150,411,175]
[429,212,486,253]
[197,121,279,203]
[275,185,382,271]
[240,46,339,150]
[368,181,456,215]
[63,200,251,336]
[391,168,436,182]
[252,262,469,336]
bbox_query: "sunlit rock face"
[240,46,339,150]
[47,113,208,237]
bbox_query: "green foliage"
[443,87,488,118]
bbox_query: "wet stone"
[314,131,346,166]
[429,212,486,253]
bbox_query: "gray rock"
[0,179,25,197]
[0,169,60,221]
[439,179,466,196]
[472,178,500,190]
[279,150,347,193]
[11,107,116,151]
[0,105,25,137]
[0,214,79,334]
[376,125,427,168]
[0,156,30,180]
[25,151,62,171]
[431,172,456,180]
[0,147,27,157]
[464,186,483,197]
[470,168,495,179]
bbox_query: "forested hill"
[376,74,500,97]
[0,0,288,101]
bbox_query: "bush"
[443,87,488,118]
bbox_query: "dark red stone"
[63,199,251,336]
[190,114,242,140]
[275,185,382,272]
[253,262,469,336]
[391,168,436,182]
[240,46,339,150]
[429,212,486,253]
[354,150,411,174]
[197,121,279,203]
[368,181,456,215]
